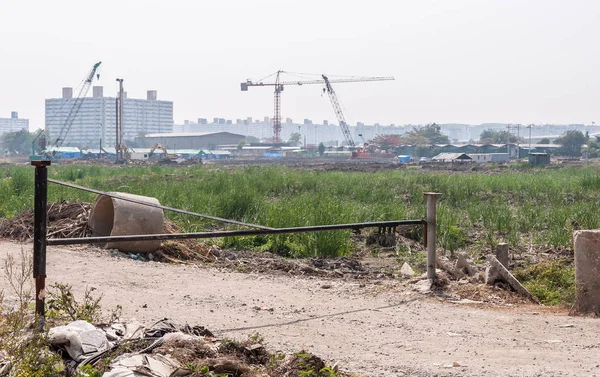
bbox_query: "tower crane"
[33,62,102,158]
[241,71,394,144]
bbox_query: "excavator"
[148,143,178,164]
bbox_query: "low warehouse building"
[468,153,509,163]
[143,132,245,150]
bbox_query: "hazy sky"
[1,0,598,129]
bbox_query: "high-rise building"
[45,87,173,148]
[0,112,29,136]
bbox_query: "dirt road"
[1,241,598,377]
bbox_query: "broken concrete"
[436,254,465,280]
[413,279,433,294]
[456,252,476,276]
[485,255,539,303]
[495,243,509,268]
[573,230,600,314]
[400,262,415,277]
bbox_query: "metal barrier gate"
[31,160,440,329]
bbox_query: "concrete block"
[495,243,509,268]
[456,252,476,276]
[574,230,600,314]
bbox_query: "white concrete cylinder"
[89,193,164,253]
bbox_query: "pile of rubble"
[0,318,352,377]
[406,244,540,304]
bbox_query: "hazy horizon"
[1,0,598,129]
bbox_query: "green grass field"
[1,163,599,258]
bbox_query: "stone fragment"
[456,252,476,276]
[400,262,415,277]
[413,279,433,294]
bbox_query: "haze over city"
[0,0,598,129]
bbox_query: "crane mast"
[53,61,102,148]
[322,75,354,147]
[273,71,283,144]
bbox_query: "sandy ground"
[1,241,599,377]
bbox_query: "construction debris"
[37,319,354,377]
[0,201,215,263]
[49,320,111,362]
[455,252,477,276]
[485,255,540,303]
[103,354,187,377]
[0,201,91,241]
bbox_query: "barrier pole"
[424,192,441,279]
[31,160,50,331]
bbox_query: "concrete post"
[495,243,509,268]
[424,192,441,279]
[574,230,600,314]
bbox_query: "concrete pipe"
[88,192,164,253]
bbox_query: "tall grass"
[1,164,599,257]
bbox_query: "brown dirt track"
[1,241,599,377]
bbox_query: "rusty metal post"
[32,160,50,331]
[424,192,441,279]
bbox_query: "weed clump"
[514,258,575,306]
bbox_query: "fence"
[30,160,440,329]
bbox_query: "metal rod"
[424,192,441,279]
[47,219,425,246]
[48,178,274,230]
[32,160,51,331]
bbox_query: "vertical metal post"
[424,192,441,279]
[115,97,120,162]
[31,160,51,331]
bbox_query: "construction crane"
[322,74,356,148]
[241,71,394,144]
[33,62,102,158]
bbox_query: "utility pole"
[517,124,521,159]
[116,78,124,162]
[528,124,533,154]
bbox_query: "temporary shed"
[431,153,472,163]
[528,152,550,166]
[201,150,233,160]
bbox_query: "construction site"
[1,9,599,374]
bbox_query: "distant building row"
[0,112,28,136]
